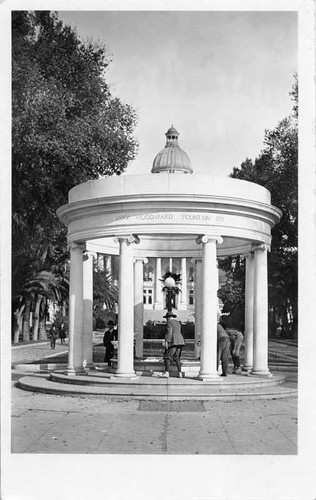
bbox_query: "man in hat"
[103,320,117,367]
[159,312,185,378]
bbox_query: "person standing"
[159,312,185,378]
[103,320,117,367]
[217,322,230,377]
[59,321,67,344]
[49,324,58,350]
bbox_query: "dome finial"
[151,126,193,174]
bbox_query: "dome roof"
[166,126,179,136]
[151,126,193,174]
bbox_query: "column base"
[251,369,273,378]
[243,364,253,371]
[197,372,219,380]
[114,372,139,379]
[66,366,86,375]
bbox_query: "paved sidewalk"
[10,336,298,454]
[11,375,297,454]
[11,340,69,364]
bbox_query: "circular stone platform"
[16,366,297,401]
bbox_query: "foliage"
[218,273,245,313]
[12,11,138,339]
[143,321,195,340]
[219,76,298,336]
[93,266,118,313]
[12,11,138,239]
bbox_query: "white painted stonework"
[58,174,280,255]
[58,170,281,378]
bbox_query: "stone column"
[179,257,187,309]
[192,257,202,359]
[216,260,221,321]
[82,250,95,368]
[244,252,255,371]
[154,257,163,309]
[105,255,112,274]
[198,235,223,379]
[134,257,147,358]
[252,244,271,376]
[97,253,104,271]
[169,258,172,272]
[115,235,139,378]
[67,242,85,375]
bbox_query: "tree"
[93,267,118,313]
[13,11,138,237]
[12,11,138,340]
[217,256,246,331]
[221,76,298,336]
[12,238,69,342]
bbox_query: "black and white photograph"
[1,1,316,499]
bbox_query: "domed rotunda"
[151,126,193,174]
[56,125,282,382]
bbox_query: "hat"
[163,312,177,318]
[107,320,114,326]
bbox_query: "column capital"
[115,234,140,245]
[133,257,148,264]
[243,251,255,260]
[191,257,202,264]
[252,243,270,252]
[83,250,97,260]
[196,235,223,245]
[68,242,85,252]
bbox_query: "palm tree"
[93,266,118,313]
[12,241,69,343]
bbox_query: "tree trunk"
[32,294,42,341]
[291,301,298,339]
[282,304,290,337]
[38,297,47,340]
[22,299,31,342]
[13,305,25,343]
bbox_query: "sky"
[57,10,297,177]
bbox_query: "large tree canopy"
[12,11,138,340]
[218,76,298,336]
[12,10,138,244]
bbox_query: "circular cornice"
[57,174,282,257]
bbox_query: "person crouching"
[217,321,230,377]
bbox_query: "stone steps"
[17,369,297,401]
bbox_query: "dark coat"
[59,323,66,339]
[50,326,58,339]
[103,328,117,348]
[217,323,229,340]
[165,319,185,346]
